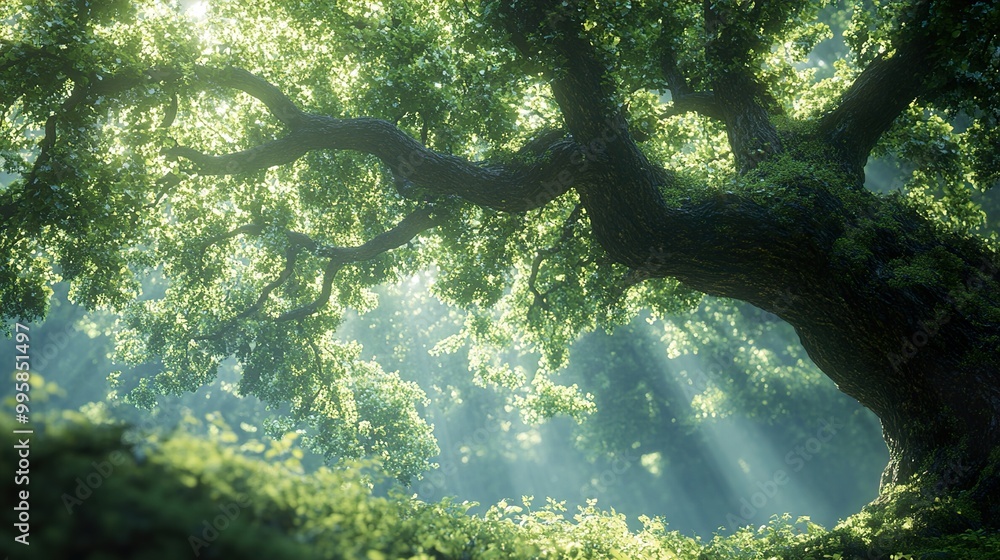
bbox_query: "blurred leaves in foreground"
[2,415,998,560]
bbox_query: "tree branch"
[11,62,178,208]
[699,0,785,172]
[188,207,439,330]
[200,223,266,251]
[817,31,933,177]
[657,24,725,121]
[304,336,336,413]
[193,226,322,341]
[314,206,437,260]
[815,0,994,180]
[146,172,182,209]
[279,207,440,321]
[659,91,725,121]
[526,203,583,315]
[167,91,580,212]
[487,0,690,273]
[166,136,311,176]
[276,259,344,323]
[193,66,305,127]
[713,73,784,173]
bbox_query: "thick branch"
[168,107,579,213]
[699,0,784,172]
[488,0,688,273]
[167,136,310,176]
[713,73,784,173]
[659,91,725,121]
[193,66,305,127]
[815,0,996,179]
[529,7,640,153]
[817,40,932,176]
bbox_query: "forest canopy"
[2,0,1000,554]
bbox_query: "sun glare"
[187,1,209,20]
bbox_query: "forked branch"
[279,207,440,321]
[193,207,439,340]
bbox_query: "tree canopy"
[2,0,999,526]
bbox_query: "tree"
[2,0,998,528]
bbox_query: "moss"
[743,152,845,196]
[886,246,964,290]
[760,471,998,559]
[833,234,875,268]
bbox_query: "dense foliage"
[3,0,1000,554]
[1,416,997,560]
[4,0,995,484]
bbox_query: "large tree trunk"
[578,149,1000,526]
[789,219,1000,526]
[578,144,1000,529]
[492,0,1000,529]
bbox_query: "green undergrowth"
[2,417,997,560]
